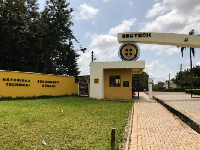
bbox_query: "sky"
[38,0,200,83]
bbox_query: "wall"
[0,70,78,98]
[90,63,104,99]
[104,69,132,100]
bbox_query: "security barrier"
[0,70,78,98]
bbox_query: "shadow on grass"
[0,94,76,101]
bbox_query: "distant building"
[164,80,177,89]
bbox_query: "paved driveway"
[153,92,200,126]
[130,92,200,150]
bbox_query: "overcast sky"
[38,0,200,83]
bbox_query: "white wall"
[90,63,104,99]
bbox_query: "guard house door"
[132,75,139,98]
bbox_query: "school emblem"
[118,43,140,61]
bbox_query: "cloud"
[109,18,136,35]
[140,44,180,56]
[142,10,186,32]
[77,52,91,75]
[145,60,171,83]
[196,62,200,66]
[103,0,110,2]
[163,0,200,14]
[129,1,134,6]
[89,34,119,61]
[146,60,167,73]
[85,32,91,38]
[141,0,200,33]
[76,3,99,20]
[145,3,168,18]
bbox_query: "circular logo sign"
[118,43,140,61]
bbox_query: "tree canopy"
[133,71,149,91]
[153,81,165,91]
[172,65,200,88]
[0,0,82,76]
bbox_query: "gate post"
[148,78,153,99]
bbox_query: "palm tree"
[180,29,196,97]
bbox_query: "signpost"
[118,32,200,48]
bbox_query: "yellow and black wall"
[0,70,78,98]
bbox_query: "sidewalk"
[153,92,200,129]
[129,92,200,150]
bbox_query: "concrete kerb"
[153,96,200,134]
[124,105,134,150]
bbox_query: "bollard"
[111,128,115,150]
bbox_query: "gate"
[132,75,140,98]
[76,76,89,96]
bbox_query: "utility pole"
[91,51,94,62]
[91,51,96,62]
[180,64,182,71]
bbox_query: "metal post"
[168,73,170,89]
[138,76,139,98]
[111,128,115,150]
[190,48,193,98]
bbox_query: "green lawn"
[0,96,133,150]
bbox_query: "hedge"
[185,89,200,95]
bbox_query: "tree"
[191,65,200,88]
[0,0,28,71]
[0,0,82,76]
[40,0,80,75]
[153,81,165,91]
[133,71,149,91]
[172,65,200,88]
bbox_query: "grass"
[0,96,133,150]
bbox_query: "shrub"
[185,89,200,95]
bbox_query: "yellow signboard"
[94,78,99,84]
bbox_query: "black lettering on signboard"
[126,34,129,38]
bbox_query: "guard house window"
[109,76,121,87]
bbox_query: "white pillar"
[148,78,153,99]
